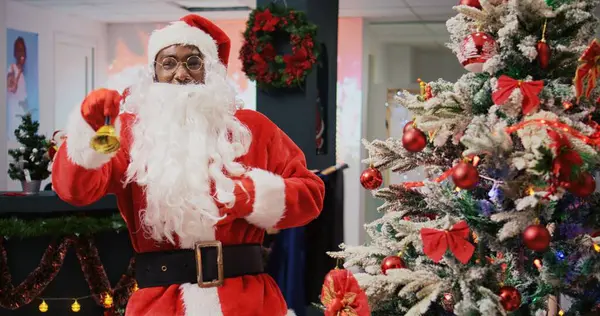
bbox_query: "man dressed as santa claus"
[52,14,325,316]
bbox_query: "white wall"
[2,0,108,190]
[361,33,466,230]
[0,0,7,191]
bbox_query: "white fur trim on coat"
[179,225,223,315]
[245,169,286,229]
[287,310,296,316]
[180,283,223,316]
[65,107,118,170]
[147,21,218,67]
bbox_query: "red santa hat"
[147,14,231,68]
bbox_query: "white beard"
[123,66,252,246]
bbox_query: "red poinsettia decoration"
[320,269,370,316]
[587,115,600,141]
[240,3,319,90]
[547,128,583,181]
[252,9,280,32]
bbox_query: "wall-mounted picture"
[6,28,39,141]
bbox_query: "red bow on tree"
[420,221,475,264]
[492,75,544,115]
[320,269,370,316]
[574,39,600,103]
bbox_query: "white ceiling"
[10,0,458,23]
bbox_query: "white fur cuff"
[245,169,286,229]
[65,107,117,170]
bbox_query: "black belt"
[135,242,264,289]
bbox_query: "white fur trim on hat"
[147,21,219,67]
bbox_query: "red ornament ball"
[452,162,479,190]
[458,0,482,9]
[536,41,551,69]
[360,167,383,190]
[498,286,521,311]
[442,293,454,312]
[381,255,406,275]
[402,128,427,152]
[522,224,551,252]
[403,121,415,133]
[458,32,497,73]
[566,172,596,198]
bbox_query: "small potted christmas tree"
[8,113,51,193]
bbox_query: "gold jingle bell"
[90,116,120,154]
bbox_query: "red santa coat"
[52,108,325,316]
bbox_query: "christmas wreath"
[240,4,319,90]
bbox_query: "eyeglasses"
[155,56,204,73]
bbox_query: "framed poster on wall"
[6,28,39,141]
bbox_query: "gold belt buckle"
[194,241,224,288]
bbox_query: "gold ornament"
[594,243,600,253]
[132,281,139,292]
[103,293,114,308]
[38,300,48,313]
[71,300,81,312]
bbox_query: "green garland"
[0,214,126,238]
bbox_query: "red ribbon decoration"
[420,221,475,264]
[492,75,544,115]
[402,155,479,189]
[574,39,600,103]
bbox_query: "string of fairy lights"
[36,281,137,313]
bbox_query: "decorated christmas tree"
[329,0,600,315]
[8,113,51,182]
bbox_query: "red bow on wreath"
[492,75,544,115]
[574,39,600,103]
[420,221,475,264]
[320,269,370,316]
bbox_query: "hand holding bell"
[80,88,123,154]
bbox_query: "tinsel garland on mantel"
[0,237,72,309]
[0,236,136,314]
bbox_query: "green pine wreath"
[240,3,319,90]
